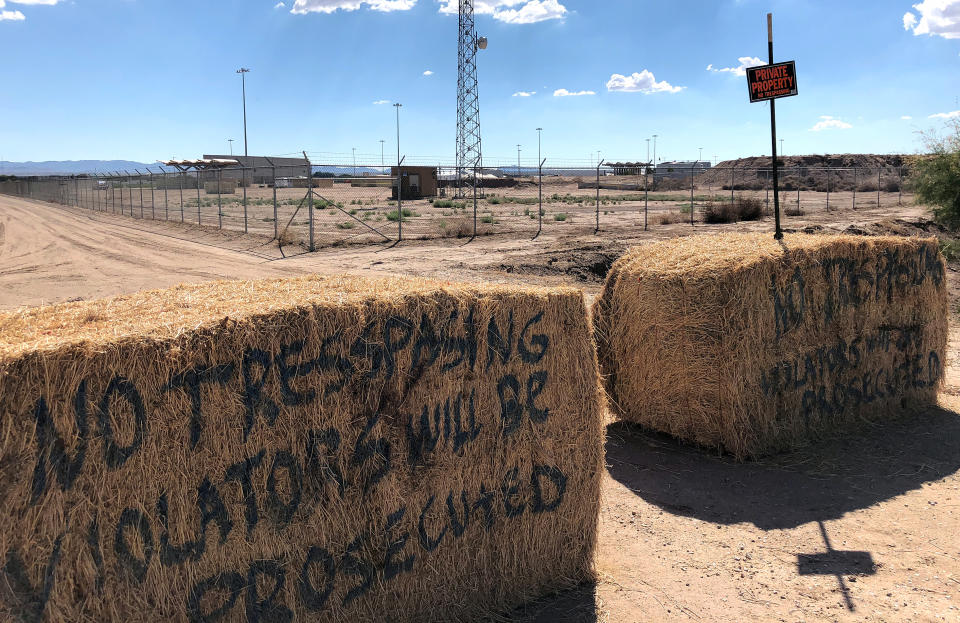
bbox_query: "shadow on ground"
[605,405,960,530]
[503,583,599,623]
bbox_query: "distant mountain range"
[0,160,159,176]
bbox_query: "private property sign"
[747,61,798,103]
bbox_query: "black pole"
[768,13,782,240]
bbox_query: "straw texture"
[0,274,604,621]
[593,233,947,458]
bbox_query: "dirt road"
[1,195,958,622]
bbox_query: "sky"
[2,0,960,168]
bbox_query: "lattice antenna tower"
[456,0,486,196]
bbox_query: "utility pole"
[646,138,650,163]
[352,147,356,177]
[517,144,522,177]
[237,68,250,157]
[699,147,703,162]
[380,139,385,169]
[779,138,784,157]
[653,134,658,167]
[228,139,234,156]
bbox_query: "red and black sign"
[747,61,797,103]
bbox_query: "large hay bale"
[0,274,603,621]
[593,233,947,458]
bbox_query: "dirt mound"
[498,241,628,282]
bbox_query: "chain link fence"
[0,162,913,249]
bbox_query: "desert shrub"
[912,119,960,228]
[736,197,764,221]
[554,213,568,221]
[433,199,454,209]
[883,179,901,192]
[336,221,356,230]
[702,202,738,224]
[386,208,415,221]
[656,212,686,225]
[480,215,495,224]
[785,206,804,217]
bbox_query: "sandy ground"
[1,194,958,622]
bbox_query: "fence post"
[730,166,735,203]
[138,171,144,218]
[242,166,248,233]
[161,168,169,220]
[595,161,603,234]
[150,169,156,219]
[179,172,185,222]
[217,168,223,229]
[853,168,857,210]
[196,170,202,226]
[75,178,80,208]
[796,165,800,213]
[536,159,544,238]
[128,172,135,217]
[118,174,124,214]
[826,168,831,210]
[898,165,903,206]
[473,166,478,239]
[272,166,278,239]
[644,165,649,231]
[690,166,695,226]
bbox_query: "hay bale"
[0,274,603,621]
[593,232,947,458]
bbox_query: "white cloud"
[372,99,390,104]
[902,115,913,119]
[437,0,567,24]
[930,110,960,118]
[0,9,25,20]
[291,0,416,14]
[553,88,594,97]
[810,115,853,131]
[706,56,764,77]
[275,1,286,8]
[423,70,433,76]
[903,0,960,39]
[606,70,684,94]
[512,91,536,97]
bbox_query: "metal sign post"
[747,13,798,241]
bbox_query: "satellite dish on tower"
[477,36,488,50]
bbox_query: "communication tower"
[455,0,486,196]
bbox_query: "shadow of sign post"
[797,521,876,612]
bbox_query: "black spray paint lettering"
[241,348,280,442]
[498,371,551,435]
[350,316,414,380]
[245,559,293,623]
[265,450,303,528]
[771,268,806,339]
[114,508,154,583]
[98,376,148,470]
[305,427,345,499]
[225,449,266,535]
[1,531,64,623]
[165,363,235,450]
[407,390,480,468]
[30,380,89,504]
[156,478,233,567]
[351,414,392,495]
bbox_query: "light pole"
[780,139,784,157]
[352,147,356,177]
[646,138,650,163]
[699,147,703,162]
[228,139,234,156]
[237,68,250,157]
[653,134,658,167]
[517,144,522,177]
[379,140,385,170]
[536,128,542,166]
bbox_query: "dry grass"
[593,232,947,458]
[0,274,604,621]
